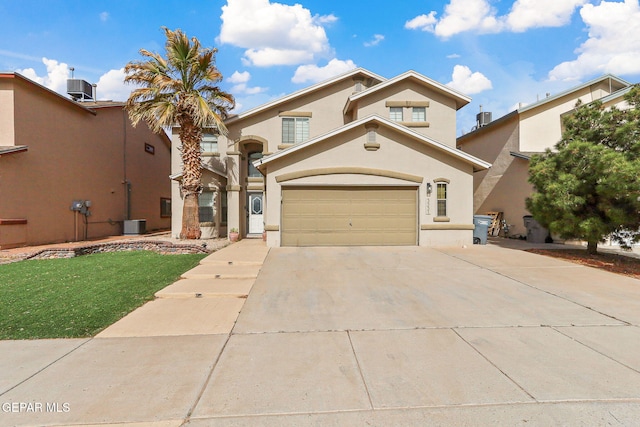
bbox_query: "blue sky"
[2,0,639,134]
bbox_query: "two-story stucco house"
[170,68,490,247]
[457,75,632,238]
[0,72,172,249]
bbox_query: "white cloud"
[96,68,134,101]
[16,58,132,102]
[315,14,338,24]
[227,70,267,95]
[549,0,640,81]
[243,47,314,67]
[99,11,109,22]
[227,70,251,84]
[291,59,357,84]
[219,0,333,67]
[433,0,503,38]
[446,65,493,94]
[17,57,69,94]
[406,0,585,38]
[447,53,461,59]
[404,12,438,32]
[364,34,385,47]
[507,0,587,32]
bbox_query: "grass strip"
[0,251,206,340]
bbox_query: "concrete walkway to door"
[1,242,640,426]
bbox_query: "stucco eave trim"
[0,145,28,156]
[275,167,424,184]
[259,115,491,172]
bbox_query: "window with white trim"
[412,107,426,122]
[436,183,447,217]
[389,107,403,122]
[201,133,218,153]
[282,117,309,144]
[199,191,215,223]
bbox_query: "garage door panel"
[282,187,417,246]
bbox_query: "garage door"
[281,186,417,246]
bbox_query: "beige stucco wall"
[223,78,358,155]
[0,81,15,146]
[519,81,620,152]
[353,80,458,146]
[170,71,467,242]
[263,123,475,247]
[0,76,171,248]
[170,130,231,239]
[457,114,534,236]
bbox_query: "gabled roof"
[457,74,632,142]
[256,114,491,172]
[170,163,226,181]
[598,85,635,105]
[0,72,97,116]
[224,68,385,125]
[517,74,631,114]
[343,70,472,115]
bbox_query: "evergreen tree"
[527,86,640,254]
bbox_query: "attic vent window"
[367,129,376,143]
[364,123,380,151]
[352,76,365,93]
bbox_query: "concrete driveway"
[191,245,640,425]
[2,243,640,426]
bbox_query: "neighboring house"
[0,72,171,249]
[170,68,490,247]
[457,75,632,238]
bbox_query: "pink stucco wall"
[0,74,171,248]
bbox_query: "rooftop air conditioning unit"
[476,111,492,128]
[67,79,93,101]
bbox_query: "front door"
[248,192,264,234]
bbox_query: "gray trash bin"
[473,215,493,245]
[522,215,548,243]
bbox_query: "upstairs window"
[201,133,218,153]
[389,107,403,122]
[282,117,309,144]
[412,107,426,122]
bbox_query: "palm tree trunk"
[180,191,201,239]
[179,118,203,240]
[587,240,598,255]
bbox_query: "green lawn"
[0,251,206,340]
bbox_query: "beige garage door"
[281,186,417,246]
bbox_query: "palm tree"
[124,27,234,239]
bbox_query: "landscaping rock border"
[1,239,229,264]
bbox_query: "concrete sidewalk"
[0,239,269,426]
[2,239,640,426]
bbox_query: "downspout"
[122,108,131,221]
